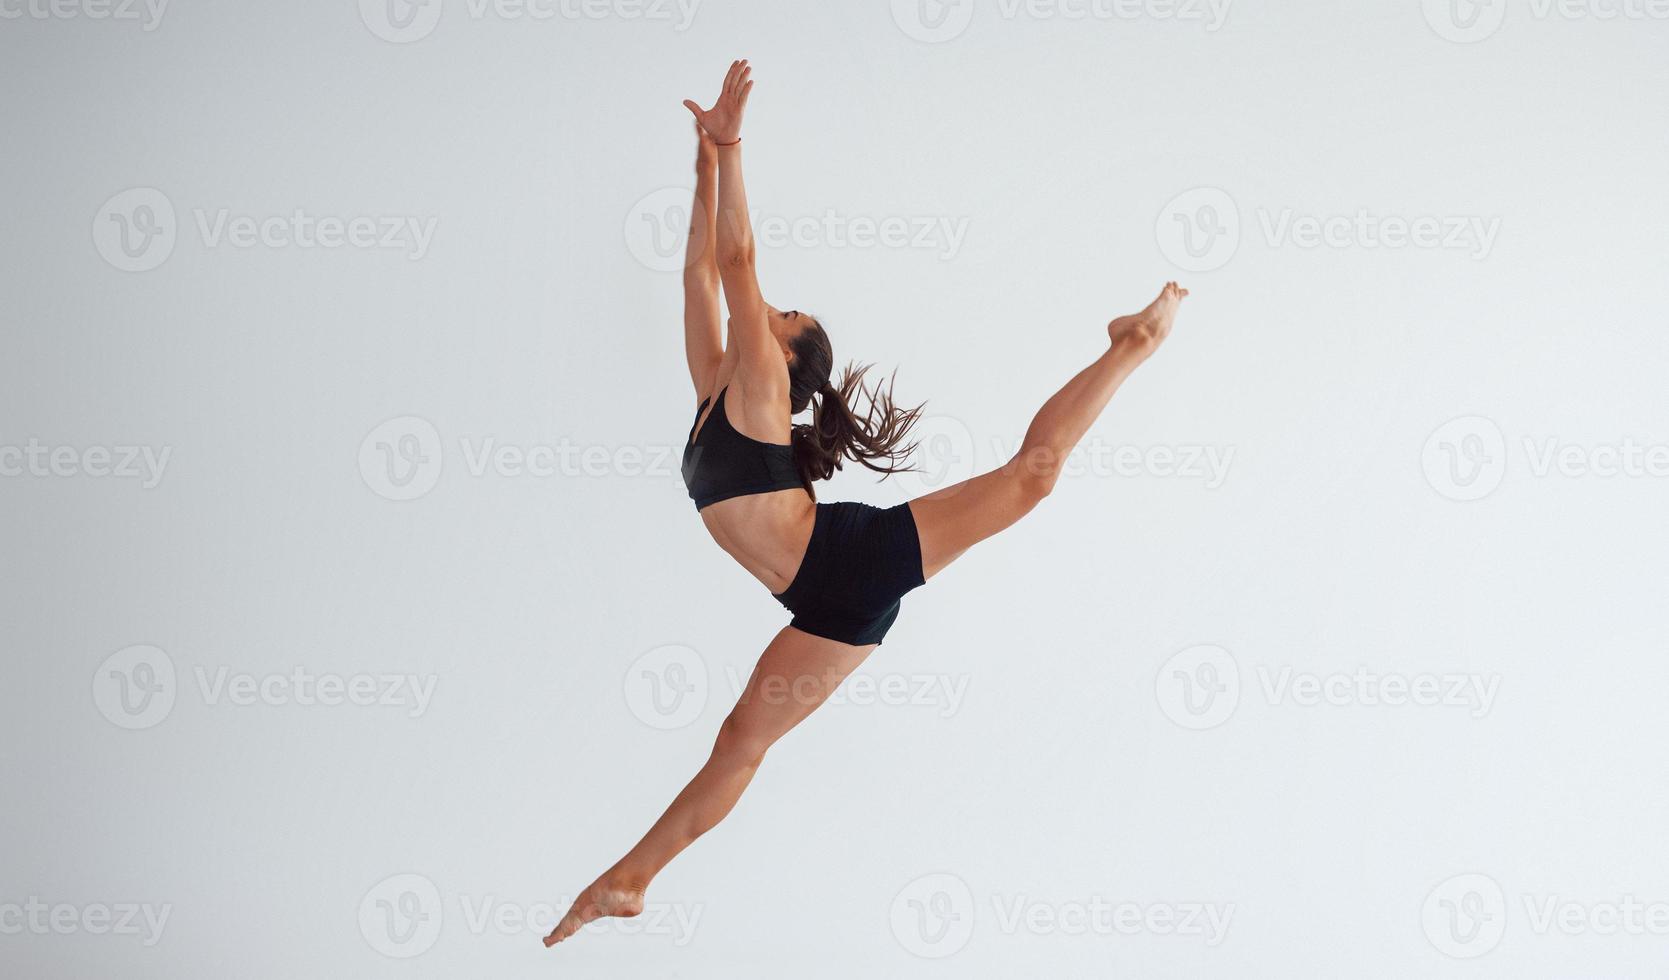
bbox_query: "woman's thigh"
[906,465,1045,581]
[727,626,879,747]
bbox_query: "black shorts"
[772,501,926,647]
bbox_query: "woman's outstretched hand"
[683,59,753,145]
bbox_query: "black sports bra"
[681,387,802,510]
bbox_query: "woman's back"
[683,382,816,594]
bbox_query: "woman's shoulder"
[724,376,793,446]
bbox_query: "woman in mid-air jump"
[546,60,1186,947]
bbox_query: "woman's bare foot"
[1108,281,1188,357]
[542,874,646,947]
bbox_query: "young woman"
[545,60,1186,947]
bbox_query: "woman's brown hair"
[786,319,922,497]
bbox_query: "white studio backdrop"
[3,0,1668,977]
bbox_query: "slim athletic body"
[546,61,1186,946]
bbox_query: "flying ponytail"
[784,317,923,498]
[790,363,922,497]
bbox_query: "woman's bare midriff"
[698,489,817,594]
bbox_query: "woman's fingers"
[682,99,703,119]
[726,60,749,98]
[739,79,753,109]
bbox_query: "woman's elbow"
[719,243,755,270]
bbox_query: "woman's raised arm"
[681,123,723,397]
[683,61,774,374]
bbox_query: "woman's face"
[765,305,815,360]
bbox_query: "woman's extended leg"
[544,626,877,946]
[909,282,1187,579]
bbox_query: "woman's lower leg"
[607,720,766,888]
[1007,282,1188,489]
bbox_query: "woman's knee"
[1005,450,1060,506]
[713,712,772,766]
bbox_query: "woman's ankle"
[603,862,653,895]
